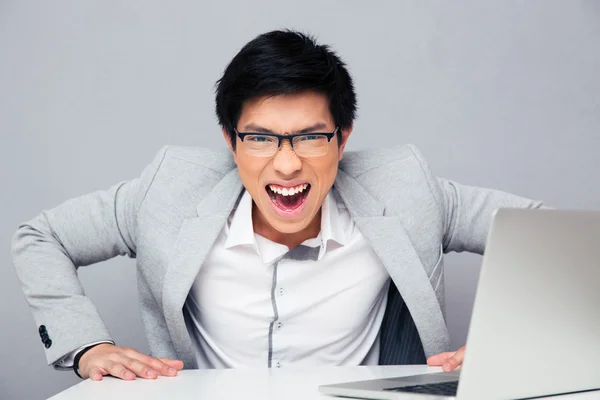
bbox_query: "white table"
[49,365,599,400]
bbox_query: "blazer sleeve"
[11,146,168,366]
[408,145,545,255]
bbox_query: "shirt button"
[278,287,284,295]
[276,322,282,329]
[276,361,281,368]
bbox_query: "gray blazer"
[11,144,543,369]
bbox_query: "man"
[12,30,543,381]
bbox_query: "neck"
[252,204,321,249]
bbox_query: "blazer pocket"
[428,245,444,290]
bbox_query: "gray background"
[1,1,599,399]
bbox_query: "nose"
[272,141,302,177]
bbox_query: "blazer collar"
[162,168,243,367]
[333,169,385,218]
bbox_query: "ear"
[337,124,353,161]
[222,128,238,162]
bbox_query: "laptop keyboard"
[384,380,459,396]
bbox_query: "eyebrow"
[240,123,329,134]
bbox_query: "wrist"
[73,343,113,379]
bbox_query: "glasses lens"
[293,135,329,157]
[243,135,278,156]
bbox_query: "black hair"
[215,30,357,149]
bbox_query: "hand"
[78,344,184,381]
[426,346,466,372]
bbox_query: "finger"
[442,348,465,372]
[120,356,158,379]
[426,352,455,366]
[105,360,136,380]
[159,358,184,370]
[442,355,460,371]
[128,352,178,376]
[88,367,105,381]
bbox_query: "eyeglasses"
[234,127,339,158]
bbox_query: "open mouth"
[266,183,311,215]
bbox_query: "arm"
[11,147,168,366]
[436,178,544,255]
[408,145,544,255]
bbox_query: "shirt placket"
[267,257,288,368]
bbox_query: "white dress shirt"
[185,189,391,368]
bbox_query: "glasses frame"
[233,127,339,157]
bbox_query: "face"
[224,91,352,238]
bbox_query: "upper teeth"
[269,184,308,196]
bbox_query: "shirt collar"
[223,189,348,261]
[223,190,257,251]
[313,189,348,254]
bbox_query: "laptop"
[319,208,600,400]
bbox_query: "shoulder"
[339,144,441,217]
[339,144,432,178]
[155,145,236,175]
[140,145,236,211]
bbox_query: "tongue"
[275,192,303,210]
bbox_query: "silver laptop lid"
[457,209,600,400]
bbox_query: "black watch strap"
[73,343,108,379]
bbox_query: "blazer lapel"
[334,170,450,357]
[162,168,243,368]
